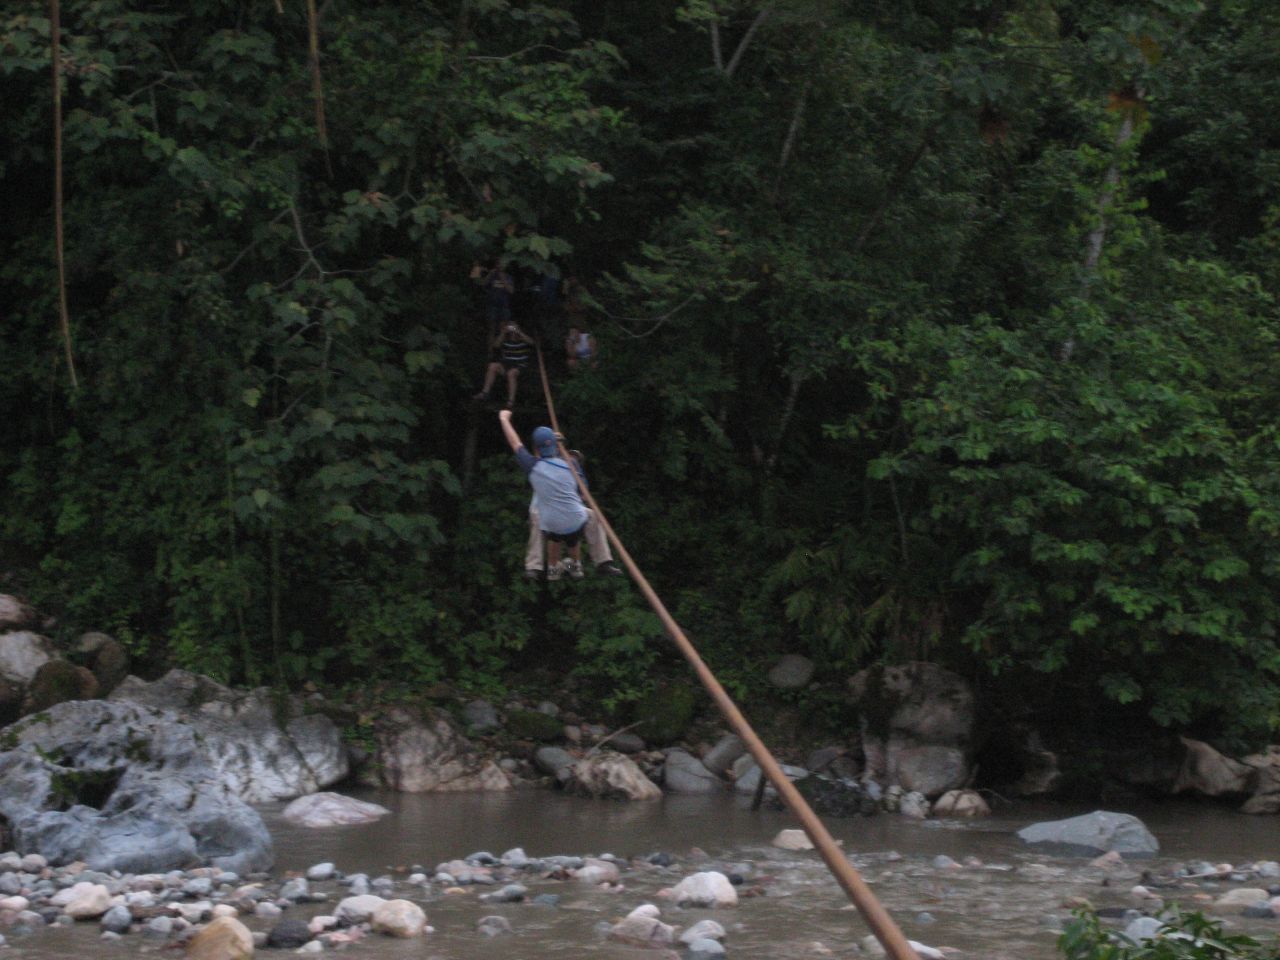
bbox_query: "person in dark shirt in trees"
[470,256,514,335]
[473,320,535,409]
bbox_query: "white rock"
[64,883,112,920]
[665,872,738,908]
[335,894,386,925]
[308,915,338,934]
[371,899,426,938]
[305,862,336,881]
[1212,888,1269,912]
[608,915,676,947]
[908,941,945,959]
[932,789,991,818]
[772,828,814,851]
[573,858,621,884]
[282,792,390,827]
[626,904,661,920]
[899,791,931,819]
[19,853,46,872]
[680,919,727,944]
[0,896,29,912]
[295,943,323,955]
[0,632,54,685]
[212,904,239,919]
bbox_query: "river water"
[9,790,1280,959]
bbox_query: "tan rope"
[532,344,920,960]
[50,0,78,389]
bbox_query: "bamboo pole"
[532,346,920,960]
[50,0,78,389]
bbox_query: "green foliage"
[1059,909,1279,960]
[3,0,1280,751]
[631,682,698,745]
[505,709,564,742]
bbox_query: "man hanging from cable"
[498,409,587,580]
[523,447,623,580]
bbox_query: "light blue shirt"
[516,448,588,535]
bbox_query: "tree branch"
[710,19,724,72]
[50,0,78,389]
[724,5,772,79]
[305,0,333,177]
[850,125,935,256]
[765,371,803,474]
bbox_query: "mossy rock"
[631,683,697,745]
[505,709,564,742]
[22,660,99,716]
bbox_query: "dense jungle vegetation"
[2,0,1278,748]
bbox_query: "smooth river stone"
[282,792,390,827]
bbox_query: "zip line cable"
[531,345,921,960]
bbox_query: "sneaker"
[563,558,584,580]
[472,390,490,401]
[596,561,624,577]
[545,561,564,582]
[524,569,541,580]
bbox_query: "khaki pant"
[525,506,613,572]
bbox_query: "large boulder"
[533,746,576,782]
[566,752,661,801]
[75,633,129,696]
[281,792,389,827]
[370,707,510,792]
[1240,747,1280,815]
[767,654,815,690]
[109,670,348,800]
[22,660,98,714]
[701,734,746,775]
[661,749,721,794]
[0,597,35,632]
[1016,810,1159,857]
[849,662,974,798]
[1173,737,1256,797]
[0,699,274,873]
[0,632,55,686]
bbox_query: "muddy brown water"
[8,790,1280,959]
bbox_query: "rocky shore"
[3,825,1280,958]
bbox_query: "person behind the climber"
[471,256,514,332]
[524,448,623,580]
[498,411,587,579]
[565,324,597,370]
[474,320,534,408]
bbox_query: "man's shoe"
[546,561,564,582]
[564,558,584,580]
[524,569,541,580]
[596,561,624,576]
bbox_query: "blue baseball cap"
[531,426,558,456]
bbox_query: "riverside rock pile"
[0,845,752,955]
[5,838,1280,957]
